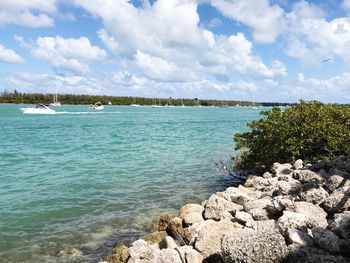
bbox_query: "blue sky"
[0,0,350,103]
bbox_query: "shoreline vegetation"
[55,101,350,263]
[0,91,294,107]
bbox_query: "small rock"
[57,247,82,257]
[312,227,341,254]
[157,248,182,263]
[322,188,350,213]
[293,159,303,170]
[263,171,273,179]
[248,208,269,221]
[287,228,314,246]
[159,213,174,231]
[293,169,325,185]
[106,245,129,263]
[244,175,268,190]
[325,175,350,193]
[277,179,302,195]
[142,231,167,245]
[300,185,329,205]
[178,204,203,219]
[166,217,186,243]
[235,211,254,225]
[203,193,242,220]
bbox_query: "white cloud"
[0,0,57,27]
[0,44,24,64]
[31,36,107,74]
[210,0,285,43]
[97,29,119,53]
[342,0,350,14]
[208,17,222,28]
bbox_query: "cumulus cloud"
[97,29,119,53]
[0,0,57,27]
[342,0,350,14]
[31,36,107,74]
[0,44,24,64]
[210,0,285,43]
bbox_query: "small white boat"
[108,101,112,105]
[20,104,56,114]
[89,102,104,110]
[130,104,140,107]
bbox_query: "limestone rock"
[179,204,203,219]
[183,211,204,226]
[300,185,329,205]
[193,219,242,259]
[277,179,302,195]
[277,211,308,235]
[203,193,242,221]
[322,188,350,213]
[243,197,272,212]
[263,171,273,179]
[293,170,325,185]
[286,244,349,263]
[312,227,341,254]
[244,175,268,190]
[272,162,293,175]
[235,211,254,225]
[128,240,159,263]
[158,213,174,231]
[293,159,303,170]
[106,245,129,263]
[177,246,203,263]
[325,175,350,193]
[294,201,328,228]
[248,208,269,221]
[221,227,288,263]
[287,228,314,246]
[142,231,168,245]
[329,212,350,240]
[222,186,255,205]
[157,248,182,263]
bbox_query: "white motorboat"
[50,94,61,106]
[89,102,104,110]
[130,103,140,107]
[20,104,56,114]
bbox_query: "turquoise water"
[0,104,262,262]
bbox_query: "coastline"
[72,156,350,263]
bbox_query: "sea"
[0,104,264,262]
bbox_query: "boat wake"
[55,111,121,115]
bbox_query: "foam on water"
[0,104,264,262]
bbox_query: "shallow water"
[0,104,263,262]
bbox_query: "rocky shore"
[98,156,350,263]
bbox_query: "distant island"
[0,90,292,107]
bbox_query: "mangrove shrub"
[234,101,350,172]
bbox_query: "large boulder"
[243,197,272,213]
[221,227,289,263]
[293,202,328,229]
[248,208,269,221]
[312,228,341,254]
[293,170,325,185]
[179,204,204,226]
[244,176,269,190]
[192,219,242,260]
[277,179,302,195]
[203,193,242,221]
[300,185,329,205]
[128,240,158,263]
[277,211,308,235]
[159,236,179,250]
[286,244,349,263]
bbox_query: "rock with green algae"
[142,231,168,245]
[105,245,129,263]
[158,213,174,231]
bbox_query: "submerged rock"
[56,247,82,257]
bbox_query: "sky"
[0,0,350,103]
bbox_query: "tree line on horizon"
[0,90,293,107]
